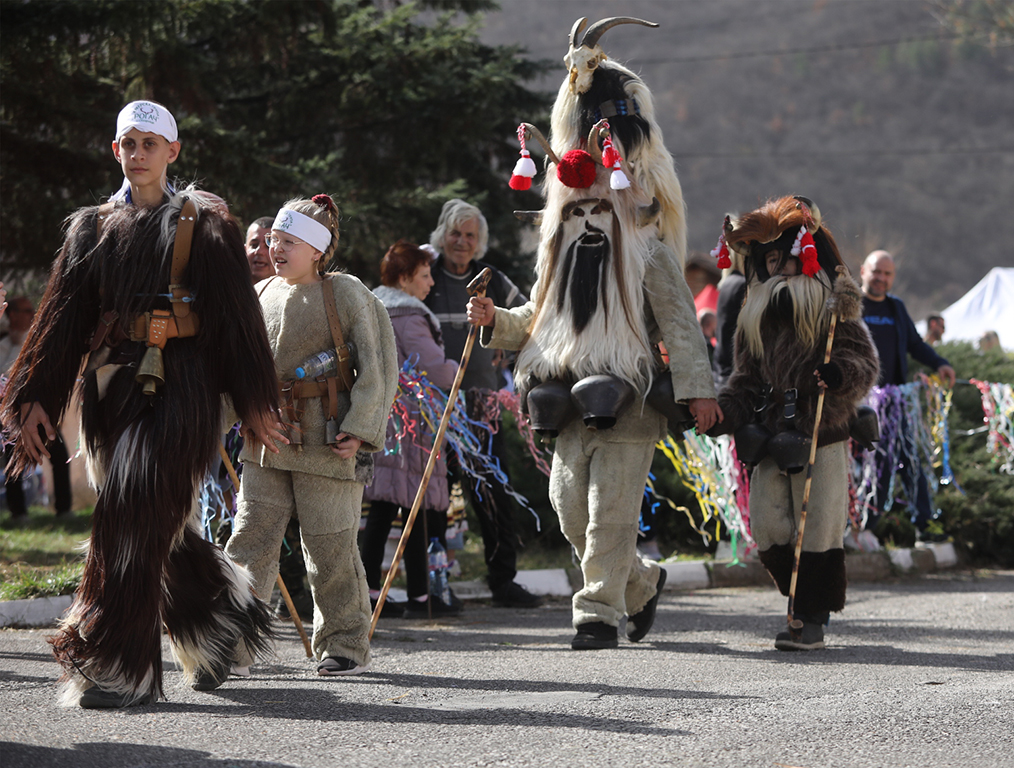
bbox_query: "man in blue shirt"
[860,250,955,530]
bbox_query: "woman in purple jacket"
[362,241,461,618]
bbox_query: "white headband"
[272,208,332,253]
[115,101,178,143]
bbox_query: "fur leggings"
[51,426,272,706]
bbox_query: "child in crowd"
[225,195,398,676]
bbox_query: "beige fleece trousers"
[227,465,371,667]
[749,441,850,553]
[550,413,662,628]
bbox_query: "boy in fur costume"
[469,17,720,650]
[0,101,284,707]
[709,196,879,650]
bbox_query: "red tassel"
[710,232,731,269]
[508,126,537,191]
[557,149,597,188]
[509,174,532,191]
[799,231,820,276]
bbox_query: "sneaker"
[230,665,251,678]
[317,656,370,676]
[79,687,153,709]
[403,596,462,618]
[571,621,619,650]
[775,620,826,651]
[626,567,667,642]
[370,596,407,619]
[192,658,231,691]
[491,581,543,608]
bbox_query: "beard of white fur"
[518,171,655,393]
[737,272,832,358]
[167,523,267,684]
[550,64,687,267]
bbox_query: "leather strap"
[169,198,198,319]
[320,276,355,390]
[147,309,172,350]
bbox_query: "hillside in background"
[479,0,1013,320]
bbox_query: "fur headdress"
[507,18,685,394]
[722,195,844,285]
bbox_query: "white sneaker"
[230,665,251,678]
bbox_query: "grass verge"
[1,507,90,600]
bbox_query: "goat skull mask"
[565,16,659,94]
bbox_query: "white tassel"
[610,167,631,190]
[512,150,537,178]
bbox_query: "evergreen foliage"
[0,0,549,286]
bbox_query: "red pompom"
[557,149,597,189]
[509,174,533,191]
[312,194,336,212]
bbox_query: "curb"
[0,543,960,628]
[0,594,73,629]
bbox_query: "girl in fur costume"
[709,196,879,650]
[225,195,398,677]
[0,101,284,708]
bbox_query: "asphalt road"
[2,570,1012,768]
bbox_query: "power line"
[674,146,1013,159]
[636,31,961,65]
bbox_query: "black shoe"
[79,687,153,709]
[317,656,370,676]
[491,581,543,608]
[403,596,462,618]
[571,621,619,650]
[626,567,667,642]
[370,596,407,619]
[192,658,231,691]
[775,620,826,651]
[275,590,314,623]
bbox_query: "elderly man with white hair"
[424,199,541,609]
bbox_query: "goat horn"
[570,17,588,49]
[586,119,608,164]
[522,122,560,165]
[514,210,543,225]
[637,197,661,228]
[580,17,659,50]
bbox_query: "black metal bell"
[526,380,578,438]
[733,423,773,465]
[849,405,880,451]
[570,374,635,430]
[645,373,696,437]
[768,429,812,474]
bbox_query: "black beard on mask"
[762,277,797,326]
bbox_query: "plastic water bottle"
[294,343,354,379]
[428,538,451,605]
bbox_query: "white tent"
[915,267,1014,351]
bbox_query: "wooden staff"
[785,310,839,639]
[217,443,313,658]
[369,268,493,637]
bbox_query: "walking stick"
[217,443,313,658]
[785,308,839,640]
[369,268,493,637]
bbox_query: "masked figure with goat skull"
[0,102,283,707]
[469,18,720,650]
[708,196,879,650]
